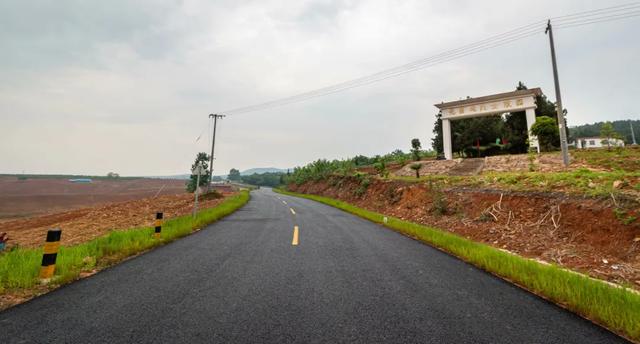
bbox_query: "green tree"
[373,161,388,177]
[503,112,528,153]
[352,155,372,166]
[600,121,621,150]
[240,172,284,187]
[228,168,241,181]
[431,111,444,155]
[106,172,120,178]
[530,116,560,152]
[451,116,504,156]
[185,152,210,193]
[570,119,639,144]
[503,82,560,154]
[534,91,570,142]
[411,138,422,161]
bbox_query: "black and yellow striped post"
[40,228,61,280]
[154,212,163,239]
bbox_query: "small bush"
[354,174,371,197]
[373,161,388,178]
[430,190,449,216]
[385,186,402,204]
[409,163,422,178]
[614,208,637,225]
[200,190,223,200]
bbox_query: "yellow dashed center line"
[290,208,296,215]
[292,226,299,246]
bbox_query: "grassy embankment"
[0,190,250,294]
[275,188,640,341]
[393,168,640,197]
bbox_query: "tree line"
[570,120,639,144]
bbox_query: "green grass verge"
[274,188,640,341]
[0,190,250,293]
[572,146,640,172]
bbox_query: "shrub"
[374,161,387,177]
[531,116,560,152]
[430,189,449,216]
[409,163,422,178]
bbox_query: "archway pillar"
[442,118,452,160]
[525,107,540,153]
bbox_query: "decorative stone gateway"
[435,88,542,160]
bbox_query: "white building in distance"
[575,137,625,149]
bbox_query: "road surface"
[0,188,627,343]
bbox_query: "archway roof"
[434,88,542,109]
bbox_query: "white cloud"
[1,0,638,175]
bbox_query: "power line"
[221,27,545,115]
[556,12,640,29]
[555,9,640,25]
[217,3,640,116]
[551,2,640,21]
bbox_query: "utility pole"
[545,20,570,167]
[631,120,637,145]
[208,114,225,190]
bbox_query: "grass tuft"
[275,188,640,341]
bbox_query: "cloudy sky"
[1,0,638,176]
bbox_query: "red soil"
[0,177,187,220]
[289,177,640,289]
[0,192,231,248]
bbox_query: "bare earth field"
[0,176,233,248]
[0,177,187,220]
[0,192,229,249]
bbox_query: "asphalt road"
[0,188,627,343]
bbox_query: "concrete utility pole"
[631,120,637,145]
[208,114,225,190]
[192,162,205,218]
[546,20,570,166]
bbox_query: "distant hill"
[570,119,639,143]
[241,167,288,175]
[148,167,288,180]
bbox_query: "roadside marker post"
[154,212,163,239]
[40,228,62,280]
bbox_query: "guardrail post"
[154,212,163,238]
[40,228,61,280]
